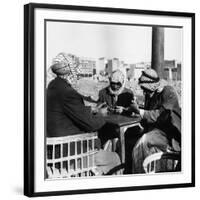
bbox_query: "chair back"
[46,132,99,179]
[143,151,181,174]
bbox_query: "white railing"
[46,132,99,179]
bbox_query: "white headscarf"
[108,69,126,96]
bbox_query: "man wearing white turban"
[97,69,137,173]
[98,69,136,115]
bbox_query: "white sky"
[46,21,182,67]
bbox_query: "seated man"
[98,69,135,115]
[97,70,139,169]
[47,52,121,175]
[131,69,181,174]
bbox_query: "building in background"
[112,58,120,71]
[177,63,181,80]
[96,57,183,82]
[98,57,107,75]
[127,64,135,80]
[119,62,129,79]
[106,59,113,75]
[79,57,96,78]
[163,60,181,81]
[100,58,129,77]
[119,61,125,69]
[130,62,151,80]
[106,58,120,75]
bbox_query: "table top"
[104,114,141,127]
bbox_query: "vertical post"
[151,26,165,78]
[169,68,172,80]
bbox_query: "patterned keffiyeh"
[51,52,81,89]
[139,69,167,93]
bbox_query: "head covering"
[109,69,126,96]
[51,52,80,88]
[139,69,167,93]
[110,70,125,85]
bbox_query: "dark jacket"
[143,85,180,122]
[142,85,181,141]
[47,77,105,137]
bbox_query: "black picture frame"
[24,3,195,197]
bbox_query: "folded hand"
[114,106,124,114]
[131,100,140,114]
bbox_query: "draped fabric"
[108,69,126,96]
[47,76,121,174]
[132,85,181,174]
[51,52,81,90]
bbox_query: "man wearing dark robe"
[131,69,181,173]
[47,52,121,175]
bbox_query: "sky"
[46,21,182,68]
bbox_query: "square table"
[103,114,142,164]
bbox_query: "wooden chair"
[46,132,100,179]
[143,151,181,174]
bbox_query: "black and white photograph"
[24,3,195,197]
[46,22,182,178]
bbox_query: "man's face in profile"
[141,87,154,98]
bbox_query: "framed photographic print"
[24,3,195,197]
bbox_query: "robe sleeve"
[63,90,105,132]
[143,86,179,123]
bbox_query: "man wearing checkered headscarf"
[138,69,161,93]
[131,68,181,174]
[47,53,121,175]
[50,52,80,89]
[47,52,105,137]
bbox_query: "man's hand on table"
[91,102,108,116]
[115,106,125,114]
[131,99,141,115]
[98,107,108,116]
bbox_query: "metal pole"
[151,26,164,78]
